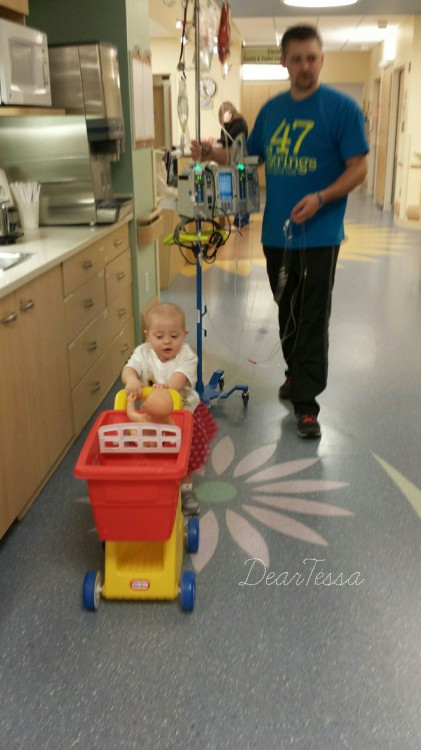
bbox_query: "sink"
[0,250,31,272]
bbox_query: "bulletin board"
[131,50,155,148]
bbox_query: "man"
[191,25,368,438]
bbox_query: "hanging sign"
[242,47,281,65]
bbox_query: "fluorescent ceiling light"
[283,0,359,7]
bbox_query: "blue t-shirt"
[247,84,369,249]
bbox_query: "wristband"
[316,191,325,208]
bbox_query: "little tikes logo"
[130,579,150,591]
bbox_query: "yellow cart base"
[82,498,199,612]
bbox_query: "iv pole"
[193,0,206,399]
[191,0,249,405]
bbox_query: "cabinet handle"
[1,311,18,324]
[117,272,126,280]
[121,343,129,353]
[114,239,123,246]
[118,307,126,317]
[90,381,101,393]
[87,341,98,352]
[84,298,94,308]
[83,260,93,269]
[19,298,35,312]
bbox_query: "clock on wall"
[200,77,217,98]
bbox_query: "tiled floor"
[1,191,420,749]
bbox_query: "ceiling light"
[283,0,359,7]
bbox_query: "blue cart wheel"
[82,570,102,611]
[180,571,196,611]
[186,517,200,553]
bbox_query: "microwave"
[0,18,51,107]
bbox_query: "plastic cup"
[17,201,39,229]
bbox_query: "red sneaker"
[296,414,321,439]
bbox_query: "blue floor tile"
[1,192,420,750]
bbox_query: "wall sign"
[242,47,281,65]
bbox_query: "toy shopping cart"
[74,389,199,612]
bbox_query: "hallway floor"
[1,192,420,749]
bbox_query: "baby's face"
[146,314,186,362]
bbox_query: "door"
[391,68,405,208]
[375,66,393,208]
[367,78,380,196]
[153,77,173,150]
[153,85,166,149]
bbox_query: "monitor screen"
[218,171,233,201]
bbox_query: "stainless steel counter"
[0,216,133,300]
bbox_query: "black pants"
[263,244,340,416]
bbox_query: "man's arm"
[290,154,368,225]
[190,139,230,165]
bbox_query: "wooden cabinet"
[63,224,134,435]
[0,217,134,538]
[0,266,73,536]
[0,221,134,539]
[64,271,107,342]
[0,0,28,17]
[71,318,134,435]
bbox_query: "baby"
[122,302,218,515]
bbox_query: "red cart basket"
[74,409,193,542]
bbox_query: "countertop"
[0,217,132,301]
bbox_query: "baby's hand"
[126,391,141,422]
[125,380,143,399]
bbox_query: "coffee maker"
[48,42,131,223]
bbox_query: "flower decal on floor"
[192,437,353,573]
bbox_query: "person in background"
[216,101,250,229]
[122,302,218,515]
[191,25,368,439]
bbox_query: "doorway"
[374,67,391,207]
[153,75,173,150]
[390,68,405,210]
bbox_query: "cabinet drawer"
[107,285,133,341]
[104,224,130,264]
[64,271,106,343]
[105,249,132,302]
[62,237,106,297]
[108,316,134,371]
[72,318,134,435]
[72,352,111,436]
[68,309,111,388]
